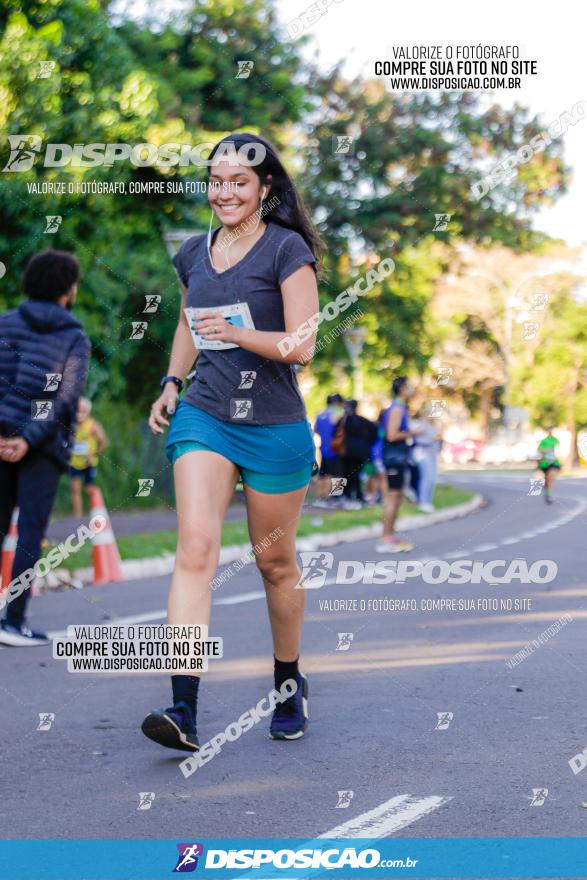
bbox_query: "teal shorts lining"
[168,440,313,494]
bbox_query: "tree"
[511,273,587,466]
[0,0,310,413]
[430,242,586,441]
[301,75,570,390]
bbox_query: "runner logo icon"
[297,551,334,589]
[173,843,204,872]
[435,712,453,730]
[3,135,43,171]
[44,373,62,391]
[433,213,451,231]
[336,790,354,808]
[230,398,253,420]
[238,370,257,389]
[44,216,62,233]
[336,632,354,651]
[37,713,55,731]
[330,477,346,496]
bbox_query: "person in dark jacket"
[341,400,378,506]
[0,249,90,646]
[313,392,345,505]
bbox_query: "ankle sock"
[171,675,200,724]
[274,656,301,691]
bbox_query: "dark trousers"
[343,457,365,501]
[0,452,60,624]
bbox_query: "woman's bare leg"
[244,483,308,661]
[168,450,239,631]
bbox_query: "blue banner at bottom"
[1,838,586,880]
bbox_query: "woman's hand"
[193,311,241,345]
[148,385,179,435]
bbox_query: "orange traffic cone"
[87,486,123,585]
[1,507,19,590]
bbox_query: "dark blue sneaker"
[0,620,49,647]
[269,673,308,740]
[141,700,200,752]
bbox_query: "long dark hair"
[207,132,323,274]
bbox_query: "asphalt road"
[2,472,587,846]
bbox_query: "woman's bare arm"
[148,285,197,434]
[167,286,198,379]
[194,265,319,365]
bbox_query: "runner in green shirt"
[537,427,561,504]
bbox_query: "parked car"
[442,437,484,465]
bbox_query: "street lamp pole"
[343,327,367,399]
[163,229,204,260]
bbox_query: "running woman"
[537,426,561,504]
[142,133,322,751]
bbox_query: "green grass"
[51,484,474,571]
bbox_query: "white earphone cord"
[208,190,266,270]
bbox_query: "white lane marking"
[48,592,264,638]
[319,794,452,838]
[438,494,586,557]
[48,608,166,638]
[48,579,342,638]
[47,486,584,639]
[229,795,451,880]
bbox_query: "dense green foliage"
[0,0,575,503]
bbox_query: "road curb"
[65,492,484,586]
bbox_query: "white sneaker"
[418,503,435,513]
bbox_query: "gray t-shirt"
[171,222,316,425]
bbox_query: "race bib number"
[73,441,89,456]
[184,302,255,350]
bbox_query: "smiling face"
[208,158,266,230]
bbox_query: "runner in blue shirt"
[376,376,421,553]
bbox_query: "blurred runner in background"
[405,417,420,505]
[413,405,442,513]
[341,399,378,509]
[376,377,421,553]
[537,426,561,504]
[313,393,345,507]
[69,398,108,517]
[364,403,388,505]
